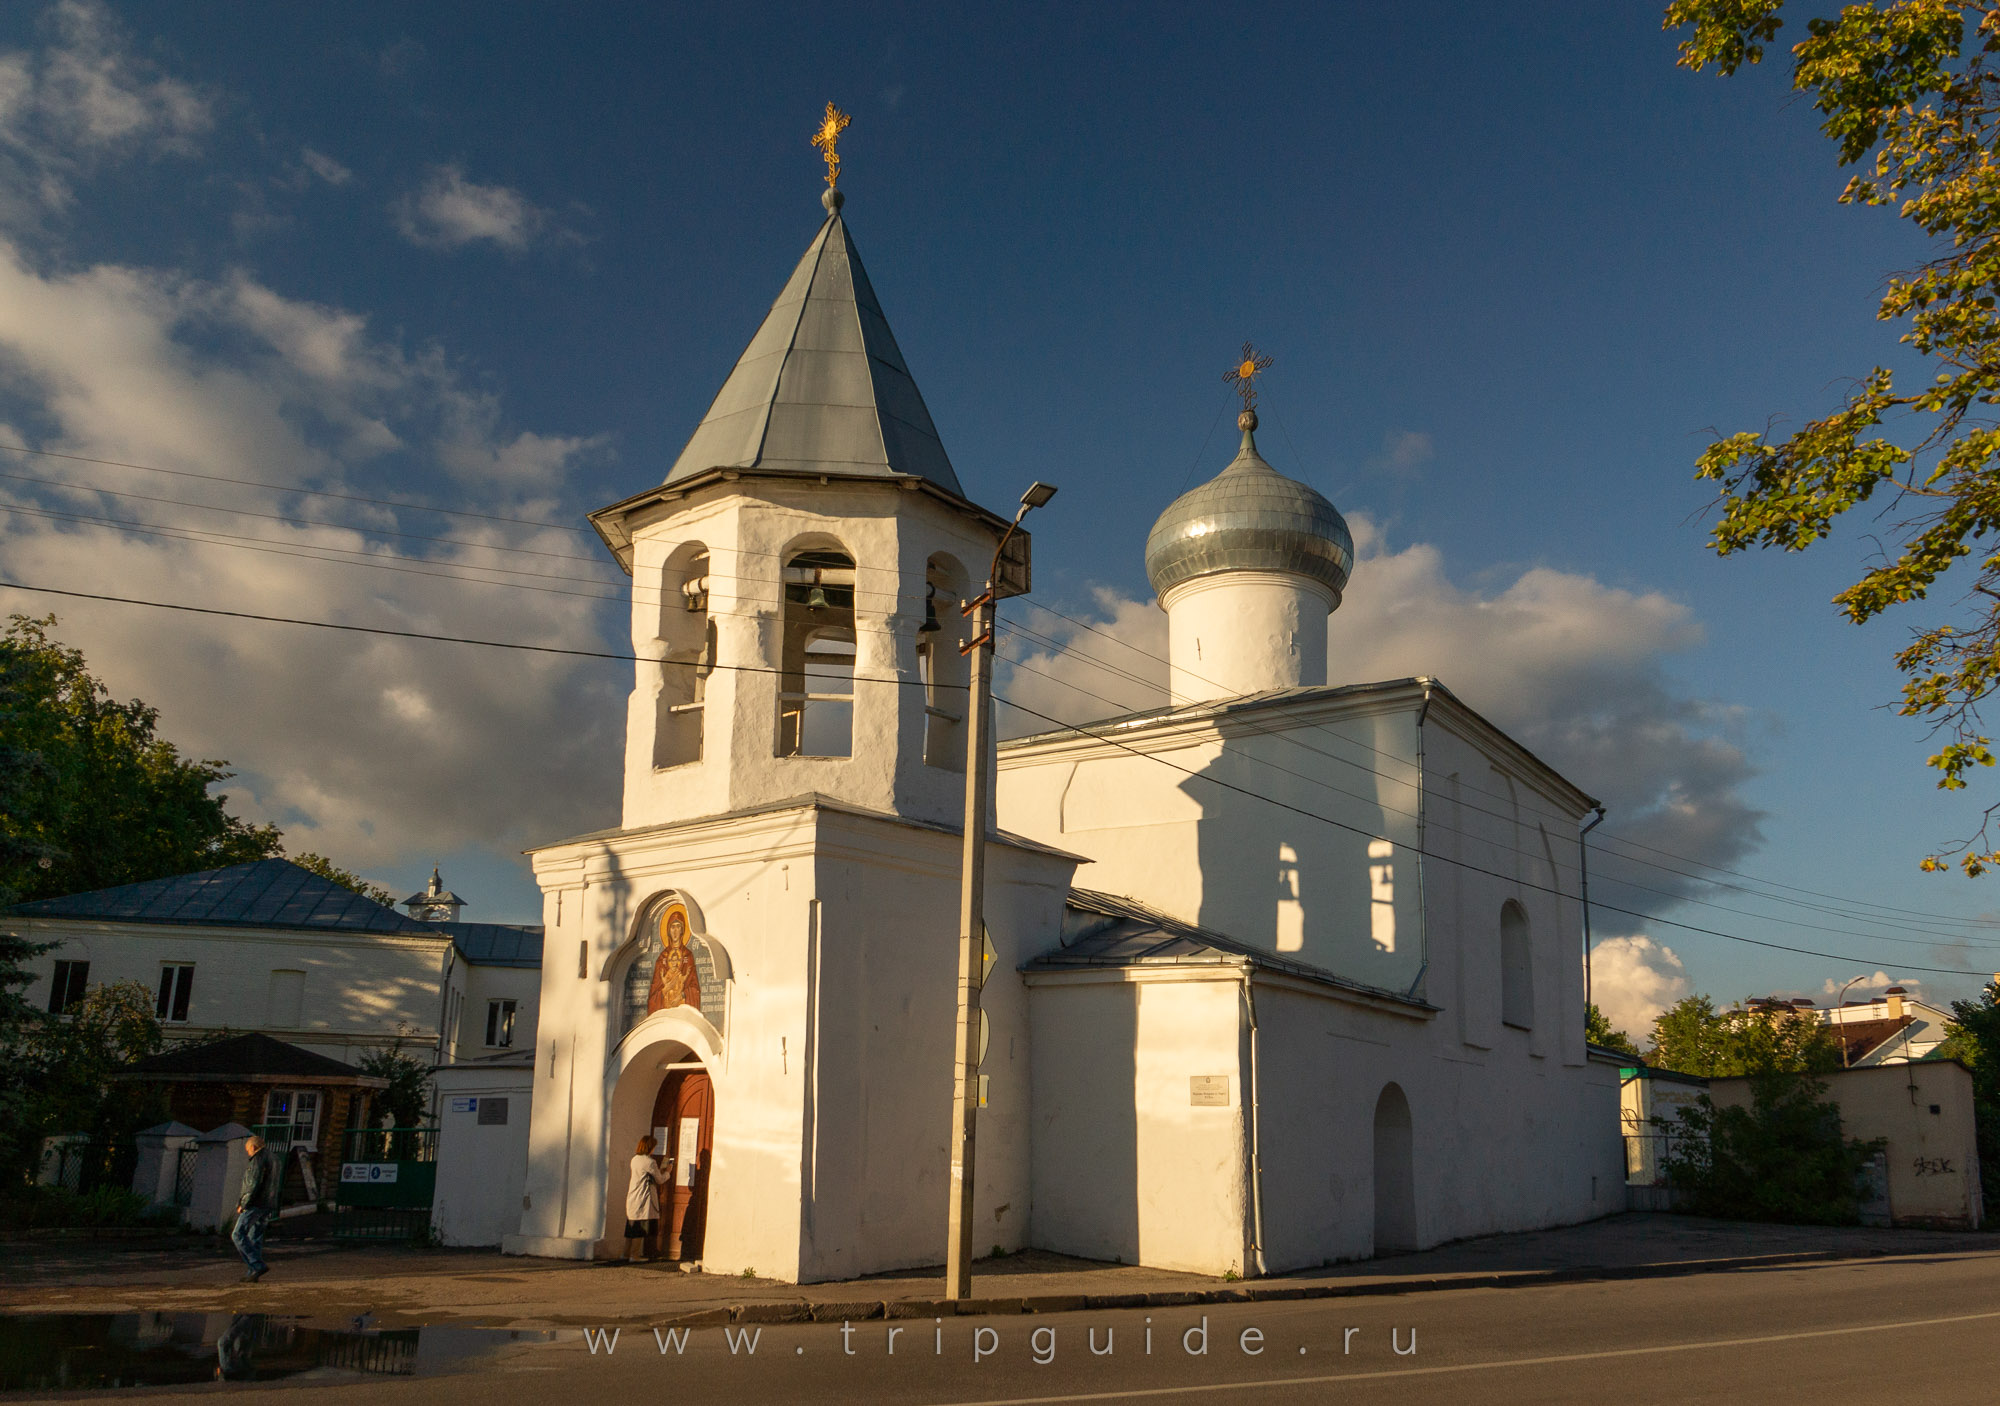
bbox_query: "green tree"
[1663,1,2000,871]
[1660,1072,1885,1223]
[357,1047,433,1127]
[289,852,394,907]
[0,615,282,905]
[1649,993,1842,1076]
[1586,1003,1643,1058]
[1934,979,2000,1214]
[2,980,164,1190]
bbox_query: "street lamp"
[945,480,1057,1302]
[1834,975,1866,1068]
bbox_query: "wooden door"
[647,1069,714,1261]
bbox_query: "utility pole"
[946,480,1056,1302]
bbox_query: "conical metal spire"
[663,209,963,495]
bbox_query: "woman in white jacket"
[622,1134,672,1262]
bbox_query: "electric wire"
[0,576,1987,979]
[8,439,1996,939]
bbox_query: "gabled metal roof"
[1024,888,1434,1011]
[4,859,429,934]
[437,921,544,969]
[6,859,545,967]
[663,210,963,495]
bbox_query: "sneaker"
[241,1268,266,1283]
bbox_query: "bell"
[806,584,831,610]
[919,584,940,634]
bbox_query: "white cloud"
[1376,429,1433,476]
[299,148,352,187]
[1590,934,1692,1043]
[1820,971,1926,1002]
[0,1,210,217]
[393,164,568,252]
[0,235,619,869]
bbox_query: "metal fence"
[172,1144,198,1208]
[39,1138,136,1196]
[341,1126,438,1163]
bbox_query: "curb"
[655,1247,1898,1327]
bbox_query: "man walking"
[232,1135,282,1283]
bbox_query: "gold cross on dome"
[1224,343,1274,409]
[811,102,852,188]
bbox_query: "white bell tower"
[588,186,1020,830]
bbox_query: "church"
[497,143,1624,1280]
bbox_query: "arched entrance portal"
[649,1067,715,1260]
[1372,1082,1416,1255]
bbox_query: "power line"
[0,441,599,534]
[12,443,1996,939]
[0,576,1982,979]
[1009,596,2000,934]
[991,635,2000,956]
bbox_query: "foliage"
[0,1184,178,1231]
[0,614,282,906]
[357,1047,433,1127]
[1935,978,2000,1214]
[0,980,164,1194]
[288,852,395,907]
[1648,993,1843,1076]
[1659,1071,1886,1223]
[1586,1003,1643,1058]
[1662,1,2000,871]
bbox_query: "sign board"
[1189,1076,1231,1107]
[676,1118,700,1186]
[449,1097,477,1114]
[477,1097,509,1126]
[340,1162,400,1184]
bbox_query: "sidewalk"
[3,1213,1993,1329]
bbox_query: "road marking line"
[919,1306,2000,1405]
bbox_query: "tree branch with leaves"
[1666,0,2000,871]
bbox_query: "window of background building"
[262,1088,319,1149]
[46,959,89,1014]
[266,969,305,1027]
[156,963,194,1023]
[486,998,517,1048]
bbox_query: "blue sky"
[1,1,1992,1034]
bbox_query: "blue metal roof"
[438,921,544,969]
[6,860,545,969]
[4,859,429,934]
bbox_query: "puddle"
[0,1313,550,1392]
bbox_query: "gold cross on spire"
[811,102,852,189]
[1223,343,1274,410]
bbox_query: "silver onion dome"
[1144,410,1354,604]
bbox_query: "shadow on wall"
[1181,735,1419,991]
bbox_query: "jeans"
[231,1208,271,1274]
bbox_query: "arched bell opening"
[778,543,857,758]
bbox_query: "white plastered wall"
[1162,571,1333,704]
[14,918,453,1063]
[998,691,1427,995]
[509,801,1075,1283]
[431,1063,534,1247]
[1003,683,1626,1263]
[1026,971,1250,1276]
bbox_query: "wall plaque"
[1190,1075,1230,1107]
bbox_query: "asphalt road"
[23,1249,2000,1404]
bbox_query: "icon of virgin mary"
[646,903,702,1014]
